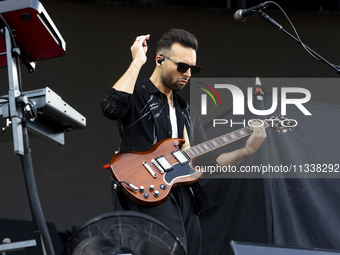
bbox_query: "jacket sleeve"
[101,88,132,120]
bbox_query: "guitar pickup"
[172,150,189,165]
[155,156,173,172]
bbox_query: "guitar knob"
[153,190,160,197]
[149,185,155,191]
[139,186,145,192]
[143,193,149,198]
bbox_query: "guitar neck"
[184,121,269,159]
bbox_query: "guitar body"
[110,138,202,206]
[109,116,294,206]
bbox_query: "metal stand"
[257,10,340,75]
[0,240,36,254]
[0,1,84,253]
[0,26,55,255]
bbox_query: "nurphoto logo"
[191,78,312,128]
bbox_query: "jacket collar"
[143,77,188,109]
[143,77,160,94]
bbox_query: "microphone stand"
[256,10,340,75]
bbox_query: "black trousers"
[113,182,201,255]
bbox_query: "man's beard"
[161,73,188,91]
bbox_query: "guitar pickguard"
[163,162,197,185]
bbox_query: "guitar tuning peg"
[282,129,288,133]
[276,130,281,133]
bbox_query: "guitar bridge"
[142,161,157,178]
[151,159,164,174]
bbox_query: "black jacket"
[101,77,206,152]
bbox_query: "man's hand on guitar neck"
[216,120,267,167]
[243,120,267,156]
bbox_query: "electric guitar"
[109,116,295,206]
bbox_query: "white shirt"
[169,104,178,138]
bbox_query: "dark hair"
[156,28,198,54]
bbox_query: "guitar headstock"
[265,115,296,133]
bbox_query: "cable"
[267,2,324,62]
[259,1,340,72]
[0,14,17,48]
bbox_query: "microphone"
[234,1,271,22]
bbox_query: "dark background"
[1,0,340,241]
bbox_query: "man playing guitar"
[101,29,266,255]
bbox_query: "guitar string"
[147,126,256,171]
[142,120,285,175]
[151,120,281,167]
[151,131,248,166]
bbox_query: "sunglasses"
[159,54,201,75]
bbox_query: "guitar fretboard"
[184,122,269,159]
